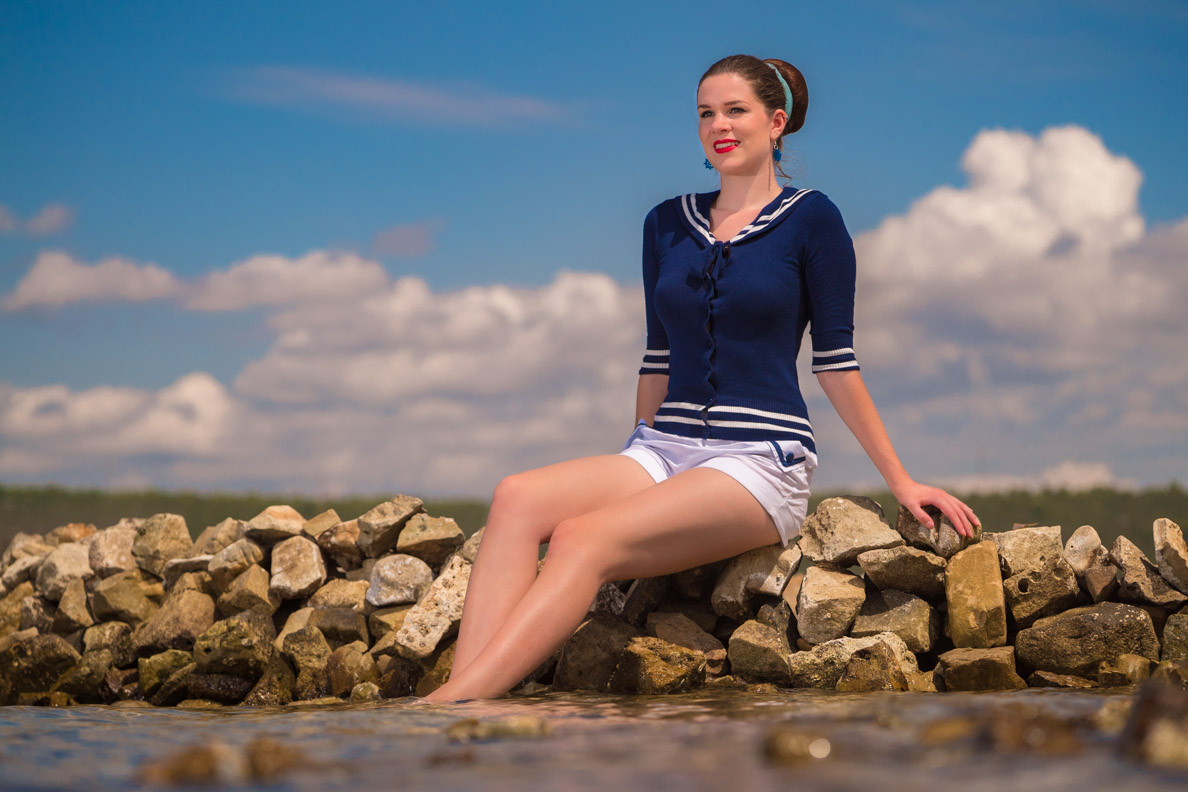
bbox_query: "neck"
[714,167,783,211]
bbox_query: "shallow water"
[0,688,1184,791]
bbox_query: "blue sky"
[2,1,1187,497]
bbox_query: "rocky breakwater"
[2,497,1188,719]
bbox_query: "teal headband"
[765,61,794,119]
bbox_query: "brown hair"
[698,54,808,181]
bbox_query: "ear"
[770,108,787,139]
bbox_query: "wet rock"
[390,554,470,660]
[54,577,94,633]
[46,522,97,546]
[850,589,939,654]
[1015,602,1160,677]
[796,565,865,645]
[244,505,305,544]
[349,680,382,702]
[727,619,791,684]
[132,589,216,656]
[944,540,1007,648]
[1154,518,1188,595]
[365,554,433,608]
[0,580,33,637]
[396,514,464,567]
[621,576,671,627]
[140,649,194,697]
[799,495,902,565]
[207,539,265,592]
[192,517,246,556]
[243,653,296,706]
[357,495,424,557]
[88,527,138,578]
[301,509,340,541]
[216,564,280,617]
[1003,555,1083,628]
[193,617,272,680]
[2,554,46,591]
[710,545,801,621]
[608,636,705,693]
[646,610,724,672]
[269,536,326,600]
[445,715,551,742]
[1028,670,1097,688]
[836,641,910,692]
[856,545,946,600]
[1083,564,1120,603]
[84,621,136,668]
[104,667,141,701]
[937,646,1027,691]
[132,514,194,578]
[1111,535,1188,608]
[376,653,420,699]
[327,644,379,696]
[274,607,313,653]
[309,579,371,613]
[52,648,115,703]
[0,633,81,704]
[281,626,332,700]
[34,542,94,601]
[307,607,369,649]
[895,504,980,559]
[553,613,639,692]
[1099,653,1155,686]
[17,691,76,707]
[186,673,254,704]
[987,525,1063,577]
[1119,675,1188,769]
[317,519,363,571]
[787,632,917,689]
[92,570,160,626]
[1163,611,1188,662]
[1064,525,1109,577]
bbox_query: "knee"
[544,517,611,582]
[486,472,547,543]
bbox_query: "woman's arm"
[635,373,669,426]
[816,369,980,537]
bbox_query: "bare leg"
[424,466,782,703]
[450,454,657,676]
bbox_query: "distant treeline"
[1,482,1184,561]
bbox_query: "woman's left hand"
[892,479,981,538]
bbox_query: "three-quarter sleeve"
[803,194,860,373]
[638,206,670,376]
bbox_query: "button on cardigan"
[637,185,860,455]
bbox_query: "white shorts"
[618,420,816,547]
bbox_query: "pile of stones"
[1,494,1186,707]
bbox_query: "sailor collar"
[677,185,817,247]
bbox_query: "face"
[697,72,785,176]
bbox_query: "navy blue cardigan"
[637,185,860,455]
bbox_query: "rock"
[132,514,194,578]
[1164,611,1188,662]
[357,495,424,557]
[54,578,94,633]
[375,653,422,698]
[608,636,705,693]
[710,544,802,621]
[621,576,671,627]
[301,510,340,541]
[269,536,326,600]
[162,555,213,591]
[348,680,381,702]
[787,632,917,689]
[53,648,115,703]
[89,527,138,578]
[646,610,725,657]
[987,525,1063,577]
[34,542,94,601]
[309,579,371,613]
[1112,535,1188,608]
[217,564,280,618]
[756,599,795,649]
[553,613,639,692]
[103,666,141,700]
[243,653,296,706]
[836,641,910,692]
[307,607,369,649]
[895,504,980,559]
[727,619,791,684]
[850,589,939,654]
[944,540,1007,648]
[84,622,136,668]
[193,617,272,680]
[327,644,379,696]
[46,522,97,546]
[456,527,484,564]
[856,545,946,600]
[587,582,627,618]
[1084,564,1120,603]
[244,505,305,544]
[208,539,265,592]
[1015,602,1160,677]
[0,633,81,704]
[395,514,464,567]
[344,558,377,583]
[2,554,46,591]
[1154,518,1188,595]
[275,608,313,654]
[1003,555,1083,628]
[365,554,433,608]
[414,640,456,696]
[140,649,194,697]
[132,589,216,657]
[799,496,902,565]
[1064,525,1109,577]
[2,532,53,570]
[19,595,55,633]
[1099,653,1155,686]
[1,580,34,636]
[317,519,363,571]
[445,715,551,742]
[390,554,470,660]
[937,647,1027,691]
[186,673,254,704]
[92,571,160,625]
[368,606,412,642]
[1119,675,1188,769]
[1028,670,1097,688]
[796,565,865,645]
[281,626,332,700]
[192,517,246,556]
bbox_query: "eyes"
[699,107,747,119]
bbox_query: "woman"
[423,54,980,704]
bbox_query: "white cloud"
[935,460,1137,495]
[184,250,390,311]
[373,218,445,258]
[1,250,181,310]
[25,203,75,236]
[0,205,17,233]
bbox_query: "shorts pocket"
[767,440,807,469]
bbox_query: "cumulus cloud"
[1,250,182,310]
[184,250,390,311]
[373,218,445,258]
[0,203,75,235]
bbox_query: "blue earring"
[773,148,782,163]
[704,158,714,170]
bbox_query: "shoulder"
[794,189,851,238]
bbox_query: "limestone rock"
[133,589,216,657]
[787,632,917,689]
[553,613,639,692]
[1163,612,1188,662]
[856,545,947,600]
[327,644,379,696]
[415,641,456,697]
[396,514,464,568]
[0,581,34,636]
[588,581,627,617]
[456,527,484,564]
[390,554,470,660]
[92,571,160,625]
[274,608,313,654]
[944,540,1007,648]
[0,633,81,705]
[987,525,1063,577]
[621,576,671,627]
[208,539,265,592]
[194,617,272,680]
[269,536,326,600]
[34,542,94,601]
[140,649,194,697]
[242,654,296,706]
[850,589,939,654]
[672,560,727,600]
[307,608,369,649]
[1028,670,1097,688]
[1003,555,1083,628]
[1081,564,1119,603]
[89,527,138,578]
[349,681,381,703]
[301,510,340,541]
[1099,653,1155,686]
[727,619,791,684]
[608,636,706,693]
[244,505,305,544]
[710,544,802,621]
[84,621,136,668]
[192,518,246,556]
[368,606,412,642]
[317,519,363,571]
[895,504,981,559]
[52,648,114,703]
[309,579,371,613]
[2,532,53,570]
[796,565,865,645]
[1112,535,1188,608]
[1064,525,1110,577]
[132,514,194,579]
[937,647,1027,691]
[2,554,46,591]
[1154,518,1188,595]
[365,554,433,608]
[799,495,902,565]
[1015,601,1160,677]
[357,496,424,558]
[44,522,96,546]
[162,556,213,591]
[20,595,55,633]
[54,577,94,633]
[836,641,910,692]
[217,565,279,618]
[281,626,332,700]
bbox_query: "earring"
[773,145,782,163]
[704,158,714,170]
